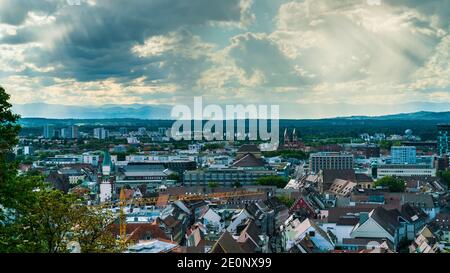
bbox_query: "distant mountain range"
[13,103,171,119]
[337,111,450,121]
[12,102,450,121]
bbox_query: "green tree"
[438,170,450,188]
[0,86,21,207]
[0,87,123,253]
[2,188,123,253]
[256,176,288,188]
[277,195,294,208]
[233,181,242,188]
[262,150,308,160]
[374,176,405,192]
[201,143,224,151]
[167,173,180,182]
[71,205,124,253]
[0,86,20,155]
[208,181,219,189]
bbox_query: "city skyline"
[1,0,450,118]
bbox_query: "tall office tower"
[60,128,68,139]
[43,125,55,139]
[438,124,450,156]
[309,152,354,174]
[391,146,416,164]
[94,128,109,139]
[53,129,61,139]
[70,125,78,139]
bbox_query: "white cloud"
[1,0,450,118]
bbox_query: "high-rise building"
[61,125,78,139]
[53,129,61,139]
[60,128,68,139]
[119,127,128,135]
[158,127,168,136]
[309,152,354,174]
[437,124,450,156]
[391,146,416,164]
[70,125,78,139]
[43,125,55,139]
[94,128,109,139]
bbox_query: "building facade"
[94,128,109,139]
[183,168,276,187]
[391,146,416,164]
[309,152,354,174]
[376,164,436,178]
[438,124,450,156]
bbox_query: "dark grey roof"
[245,202,267,220]
[232,153,265,168]
[322,169,356,184]
[355,173,373,183]
[401,203,428,222]
[398,193,435,209]
[337,217,359,226]
[264,197,288,213]
[370,207,401,236]
[432,213,450,232]
[241,220,261,243]
[237,144,260,153]
[326,207,373,224]
[210,231,244,253]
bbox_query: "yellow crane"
[119,187,127,242]
[111,189,266,243]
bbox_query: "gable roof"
[326,207,373,224]
[369,207,402,236]
[110,222,169,242]
[355,173,373,183]
[401,203,428,222]
[161,215,181,229]
[264,197,288,213]
[232,153,265,167]
[186,227,205,247]
[322,169,356,185]
[237,220,261,246]
[200,208,222,223]
[210,231,244,253]
[293,218,333,246]
[327,179,357,197]
[237,144,260,153]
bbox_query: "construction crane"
[110,189,266,242]
[132,190,266,206]
[119,187,127,242]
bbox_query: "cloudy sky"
[1,0,450,118]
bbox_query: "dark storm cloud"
[229,32,305,87]
[1,0,247,82]
[0,0,59,25]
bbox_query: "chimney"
[359,212,369,225]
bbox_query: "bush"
[256,176,288,188]
[277,195,294,208]
[374,176,405,192]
